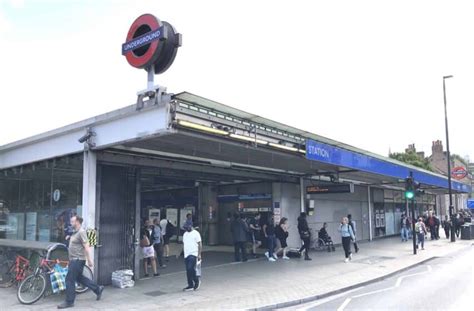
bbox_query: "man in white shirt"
[159,217,170,259]
[182,223,202,291]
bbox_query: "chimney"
[431,140,444,156]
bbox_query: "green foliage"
[389,151,433,171]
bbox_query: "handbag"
[140,236,150,248]
[301,231,310,239]
[50,264,68,293]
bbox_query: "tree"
[389,151,433,171]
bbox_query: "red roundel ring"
[125,14,162,69]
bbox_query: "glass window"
[0,154,83,243]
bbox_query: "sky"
[0,0,472,161]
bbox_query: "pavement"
[0,236,472,311]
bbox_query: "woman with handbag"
[141,219,159,277]
[297,212,312,261]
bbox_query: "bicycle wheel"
[17,273,47,305]
[0,260,14,288]
[75,265,93,294]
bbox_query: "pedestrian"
[415,217,427,250]
[152,218,166,268]
[230,213,249,262]
[400,213,410,242]
[57,215,104,309]
[427,212,437,240]
[160,216,171,259]
[275,217,290,260]
[247,213,262,258]
[442,215,451,239]
[263,213,277,262]
[434,214,440,240]
[297,212,312,261]
[182,223,202,291]
[339,217,355,263]
[347,214,359,253]
[183,213,193,230]
[141,219,159,277]
[318,223,335,252]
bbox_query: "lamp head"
[443,75,453,79]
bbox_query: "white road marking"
[337,265,432,311]
[337,298,352,311]
[289,288,364,311]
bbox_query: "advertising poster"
[26,212,37,241]
[166,208,178,227]
[148,208,161,223]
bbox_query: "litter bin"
[460,224,474,240]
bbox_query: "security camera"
[78,129,96,144]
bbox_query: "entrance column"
[367,186,373,241]
[199,183,219,245]
[81,150,97,269]
[300,177,305,213]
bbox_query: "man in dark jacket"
[230,213,249,262]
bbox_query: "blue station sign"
[306,139,471,193]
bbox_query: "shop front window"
[0,154,83,243]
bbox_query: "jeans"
[234,241,247,261]
[267,235,276,257]
[65,260,99,304]
[342,236,352,258]
[401,227,409,241]
[153,243,164,266]
[417,233,425,249]
[184,255,198,288]
[299,237,310,255]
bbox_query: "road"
[280,245,474,311]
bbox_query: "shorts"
[251,232,261,244]
[142,246,155,259]
[278,238,288,248]
[163,235,170,245]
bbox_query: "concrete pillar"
[199,183,219,245]
[81,150,97,269]
[367,186,373,241]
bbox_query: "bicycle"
[17,256,93,305]
[0,253,32,288]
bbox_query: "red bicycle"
[0,254,31,288]
[17,253,92,305]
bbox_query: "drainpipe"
[368,186,373,241]
[300,177,305,213]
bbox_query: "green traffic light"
[405,191,414,199]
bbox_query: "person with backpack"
[339,217,355,263]
[263,213,277,262]
[415,217,427,250]
[140,219,159,277]
[347,214,359,253]
[275,217,290,260]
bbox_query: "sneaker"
[57,302,74,309]
[153,273,160,277]
[183,286,194,292]
[272,254,278,260]
[144,273,150,278]
[304,257,312,261]
[282,256,290,260]
[264,252,269,259]
[96,285,105,301]
[269,257,276,262]
[344,258,349,263]
[349,253,353,261]
[194,279,201,291]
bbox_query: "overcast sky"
[0,0,472,162]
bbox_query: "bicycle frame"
[13,255,30,284]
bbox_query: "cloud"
[8,0,25,9]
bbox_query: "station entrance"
[95,151,292,284]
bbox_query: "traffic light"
[414,181,425,196]
[405,176,414,199]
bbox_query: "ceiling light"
[229,134,268,145]
[269,143,298,152]
[177,120,229,135]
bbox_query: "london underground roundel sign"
[451,166,468,180]
[122,14,181,74]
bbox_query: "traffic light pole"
[410,197,417,255]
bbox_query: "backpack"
[166,221,176,237]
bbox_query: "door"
[97,165,136,285]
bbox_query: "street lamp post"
[443,75,455,242]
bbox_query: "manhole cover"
[145,290,167,297]
[351,256,395,265]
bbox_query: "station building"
[0,92,470,284]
